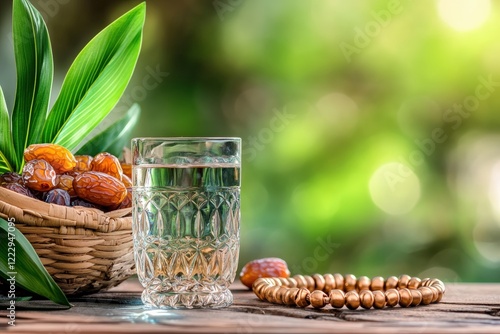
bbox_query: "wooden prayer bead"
[277,277,290,286]
[312,274,326,292]
[410,289,423,306]
[253,282,269,300]
[408,277,421,290]
[329,289,345,308]
[253,277,266,287]
[251,273,445,311]
[431,279,446,294]
[293,275,308,289]
[429,286,443,303]
[370,276,384,291]
[418,286,433,305]
[276,286,289,304]
[286,277,298,288]
[274,277,286,286]
[255,279,274,300]
[283,287,300,306]
[429,286,440,303]
[345,290,360,310]
[295,288,311,307]
[359,290,374,309]
[373,290,386,309]
[420,278,431,287]
[385,276,399,290]
[428,278,441,287]
[344,274,357,292]
[304,275,316,291]
[385,288,400,307]
[356,276,371,291]
[398,288,413,307]
[333,273,344,290]
[398,275,411,289]
[323,274,335,293]
[310,290,328,309]
[266,286,282,303]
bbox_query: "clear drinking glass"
[131,138,241,309]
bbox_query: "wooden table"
[1,279,500,333]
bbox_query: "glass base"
[141,288,233,309]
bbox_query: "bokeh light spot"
[369,162,421,215]
[437,0,491,32]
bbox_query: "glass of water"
[131,137,241,309]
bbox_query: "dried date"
[74,155,93,173]
[24,144,77,174]
[0,172,22,185]
[43,189,71,206]
[56,174,76,197]
[240,257,291,289]
[1,183,35,198]
[121,174,133,188]
[71,198,101,209]
[91,152,123,180]
[121,162,132,179]
[22,159,57,192]
[109,188,132,210]
[73,171,127,206]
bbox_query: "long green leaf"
[0,217,70,307]
[41,3,145,152]
[77,104,141,157]
[0,87,17,174]
[12,0,53,171]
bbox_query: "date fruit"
[43,189,71,206]
[1,144,130,212]
[91,152,123,180]
[24,144,77,174]
[109,189,132,210]
[121,174,133,188]
[121,162,132,179]
[73,171,127,206]
[56,174,76,197]
[0,172,22,185]
[240,257,291,289]
[2,183,35,198]
[74,155,93,173]
[71,198,101,209]
[22,159,57,192]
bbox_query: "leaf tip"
[132,2,147,17]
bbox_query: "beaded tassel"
[252,274,445,310]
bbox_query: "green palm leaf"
[0,218,70,307]
[77,103,141,157]
[11,0,53,171]
[1,0,145,306]
[41,3,145,152]
[0,87,17,174]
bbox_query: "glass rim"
[132,137,241,142]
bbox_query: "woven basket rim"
[0,187,132,233]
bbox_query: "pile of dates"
[0,144,133,211]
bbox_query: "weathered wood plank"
[1,281,499,333]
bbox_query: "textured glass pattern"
[133,168,240,308]
[132,138,241,309]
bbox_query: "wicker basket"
[0,187,135,296]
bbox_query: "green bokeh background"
[1,0,499,282]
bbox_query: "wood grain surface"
[1,280,499,333]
